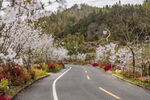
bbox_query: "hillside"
[35,4,101,38]
[35,1,150,55]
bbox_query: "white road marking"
[85,70,87,73]
[87,75,90,80]
[52,67,72,100]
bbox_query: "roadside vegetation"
[0,0,68,99]
[92,42,150,88]
[0,61,65,99]
[92,62,150,88]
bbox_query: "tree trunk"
[27,47,32,71]
[0,0,2,9]
[129,47,135,73]
[148,66,150,76]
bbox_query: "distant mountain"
[35,4,101,38]
[35,2,150,54]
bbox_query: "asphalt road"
[13,65,150,100]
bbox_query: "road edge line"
[52,67,72,100]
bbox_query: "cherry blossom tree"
[76,53,87,61]
[0,0,68,65]
[96,42,118,64]
[96,42,133,69]
[116,47,132,68]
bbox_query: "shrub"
[104,64,111,71]
[0,78,9,95]
[63,62,68,64]
[139,77,149,83]
[117,66,121,70]
[30,70,36,80]
[148,77,150,83]
[120,70,141,78]
[0,93,11,100]
[98,62,103,68]
[92,63,98,67]
[46,63,56,72]
[58,60,65,68]
[11,74,31,86]
[54,64,63,72]
[104,64,118,71]
[9,67,32,86]
[112,65,119,71]
[42,63,46,68]
[23,74,31,84]
[0,70,5,78]
[13,67,23,77]
[32,68,46,79]
[134,71,142,78]
[14,76,24,85]
[42,63,48,70]
[36,66,42,70]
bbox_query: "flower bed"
[92,63,98,67]
[92,62,120,72]
[0,93,11,100]
[0,61,65,98]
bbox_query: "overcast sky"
[43,0,145,12]
[1,0,145,12]
[66,0,144,8]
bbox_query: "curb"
[12,74,50,100]
[112,74,150,91]
[96,67,150,91]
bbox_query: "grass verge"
[97,67,150,89]
[113,73,150,88]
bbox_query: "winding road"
[13,65,150,100]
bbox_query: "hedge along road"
[13,65,150,100]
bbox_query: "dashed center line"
[99,87,121,99]
[87,75,90,80]
[84,69,90,80]
[85,70,87,73]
